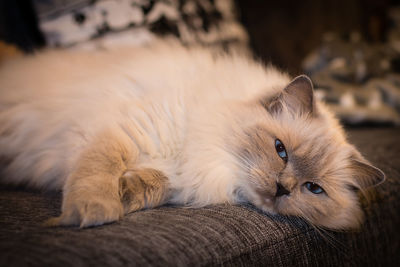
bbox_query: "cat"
[0,41,385,229]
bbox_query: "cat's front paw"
[46,193,124,228]
[119,168,169,214]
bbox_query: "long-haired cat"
[0,41,384,229]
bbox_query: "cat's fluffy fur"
[0,41,384,229]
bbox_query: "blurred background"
[1,0,400,125]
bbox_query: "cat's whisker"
[305,218,349,257]
[277,211,342,253]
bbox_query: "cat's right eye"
[275,139,288,162]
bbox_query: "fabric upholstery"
[1,128,399,266]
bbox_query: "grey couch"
[0,127,399,266]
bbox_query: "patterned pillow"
[33,0,249,51]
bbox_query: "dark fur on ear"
[347,148,385,192]
[350,159,386,190]
[261,75,316,116]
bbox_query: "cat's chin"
[254,194,279,215]
[259,205,278,215]
[253,193,293,216]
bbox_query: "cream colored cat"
[0,41,384,229]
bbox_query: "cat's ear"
[349,156,385,190]
[266,75,315,116]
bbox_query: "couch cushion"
[0,128,399,266]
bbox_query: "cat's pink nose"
[275,182,290,197]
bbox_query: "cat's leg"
[119,168,169,214]
[46,129,137,228]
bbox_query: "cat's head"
[234,75,385,230]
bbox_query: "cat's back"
[0,41,288,106]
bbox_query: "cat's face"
[235,76,385,230]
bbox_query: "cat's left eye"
[275,139,288,162]
[304,182,324,194]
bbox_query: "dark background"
[236,0,399,74]
[1,0,400,74]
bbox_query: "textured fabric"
[0,128,399,266]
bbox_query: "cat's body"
[0,41,384,229]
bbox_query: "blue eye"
[304,182,324,194]
[275,139,288,162]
